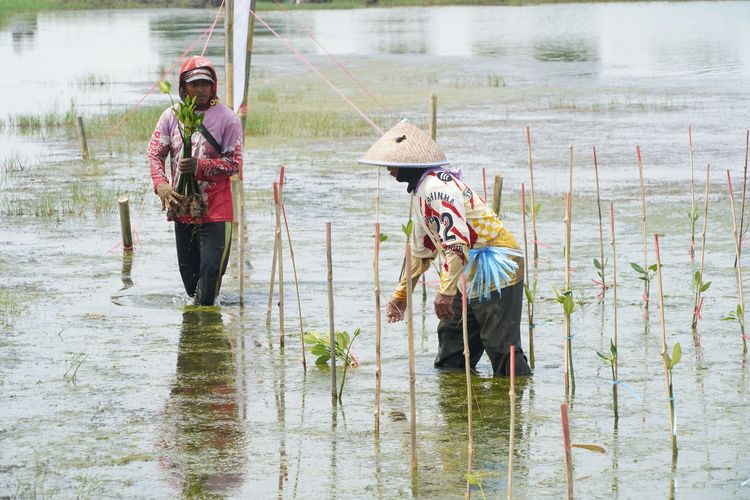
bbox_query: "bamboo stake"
[609,203,619,422]
[225,0,234,107]
[637,146,649,309]
[493,175,503,216]
[406,242,418,471]
[692,164,711,329]
[567,145,573,199]
[727,172,748,354]
[689,127,696,261]
[76,116,89,160]
[118,197,133,252]
[281,202,306,369]
[561,403,574,500]
[593,147,605,291]
[461,275,473,500]
[482,167,488,202]
[739,130,749,262]
[374,159,383,433]
[507,346,516,500]
[521,183,534,368]
[266,167,285,325]
[654,234,677,457]
[274,182,285,347]
[236,0,256,307]
[429,93,437,141]
[526,127,538,264]
[326,222,337,402]
[564,192,575,396]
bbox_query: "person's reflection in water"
[158,308,247,498]
[433,371,530,496]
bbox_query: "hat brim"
[185,75,215,83]
[358,159,450,168]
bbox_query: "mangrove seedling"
[158,80,207,218]
[596,340,618,421]
[593,257,608,295]
[303,328,361,401]
[630,262,659,299]
[555,287,576,396]
[465,472,488,500]
[691,271,711,329]
[721,304,745,333]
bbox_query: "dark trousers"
[435,280,532,377]
[174,221,232,306]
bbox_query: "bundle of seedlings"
[159,80,208,219]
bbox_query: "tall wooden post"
[76,116,89,160]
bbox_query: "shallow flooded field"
[2,2,750,498]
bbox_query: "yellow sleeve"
[439,244,468,296]
[392,257,432,299]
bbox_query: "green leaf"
[596,350,611,362]
[158,80,171,94]
[671,342,682,367]
[721,312,736,322]
[524,284,533,304]
[699,281,711,292]
[303,333,321,344]
[571,443,607,454]
[465,473,480,486]
[630,262,646,274]
[737,304,743,316]
[379,233,388,243]
[315,353,331,365]
[693,271,701,286]
[563,296,575,315]
[648,263,660,272]
[594,258,602,270]
[310,344,329,357]
[610,340,617,358]
[402,219,413,238]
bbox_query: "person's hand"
[156,183,183,211]
[179,157,198,175]
[386,297,406,323]
[434,293,455,320]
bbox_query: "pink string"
[270,0,382,108]
[202,0,226,57]
[247,8,383,135]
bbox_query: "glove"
[179,157,198,175]
[156,183,183,211]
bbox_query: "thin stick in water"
[274,182,285,347]
[593,147,606,292]
[507,346,516,500]
[326,223,337,402]
[406,242,418,471]
[281,201,306,369]
[739,130,749,262]
[526,127,539,264]
[692,164,711,330]
[727,171,748,354]
[610,203,619,422]
[461,275,473,499]
[561,403,574,500]
[521,183,534,369]
[689,127,696,261]
[637,146,649,309]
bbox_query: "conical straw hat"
[359,119,449,168]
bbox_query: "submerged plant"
[158,80,207,219]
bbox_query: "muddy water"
[2,2,750,498]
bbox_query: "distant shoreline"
[0,0,684,26]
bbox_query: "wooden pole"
[406,242,418,471]
[76,116,89,160]
[739,130,749,261]
[654,234,678,457]
[692,164,711,330]
[374,221,382,433]
[482,167,488,203]
[281,202,306,369]
[507,346,516,500]
[492,175,503,216]
[267,167,284,325]
[610,203,619,422]
[521,183,534,369]
[561,403,574,500]
[564,192,574,396]
[526,127,539,264]
[274,182,285,347]
[461,275,473,499]
[225,0,235,107]
[429,93,437,141]
[727,172,748,354]
[637,146,649,309]
[236,0,256,307]
[326,223,337,401]
[118,197,133,252]
[593,146,605,291]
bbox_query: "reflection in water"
[158,308,247,498]
[120,251,134,291]
[11,17,36,54]
[434,372,529,496]
[533,39,597,62]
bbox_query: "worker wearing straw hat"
[362,119,532,377]
[148,55,243,306]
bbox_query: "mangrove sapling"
[629,262,658,297]
[401,212,418,471]
[526,127,539,264]
[63,352,88,384]
[521,183,535,368]
[692,164,711,330]
[688,127,697,261]
[555,286,576,398]
[726,171,748,354]
[637,146,649,309]
[654,234,681,459]
[592,146,607,296]
[609,203,619,422]
[302,329,360,400]
[158,81,207,218]
[740,130,749,262]
[326,222,337,402]
[596,341,618,421]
